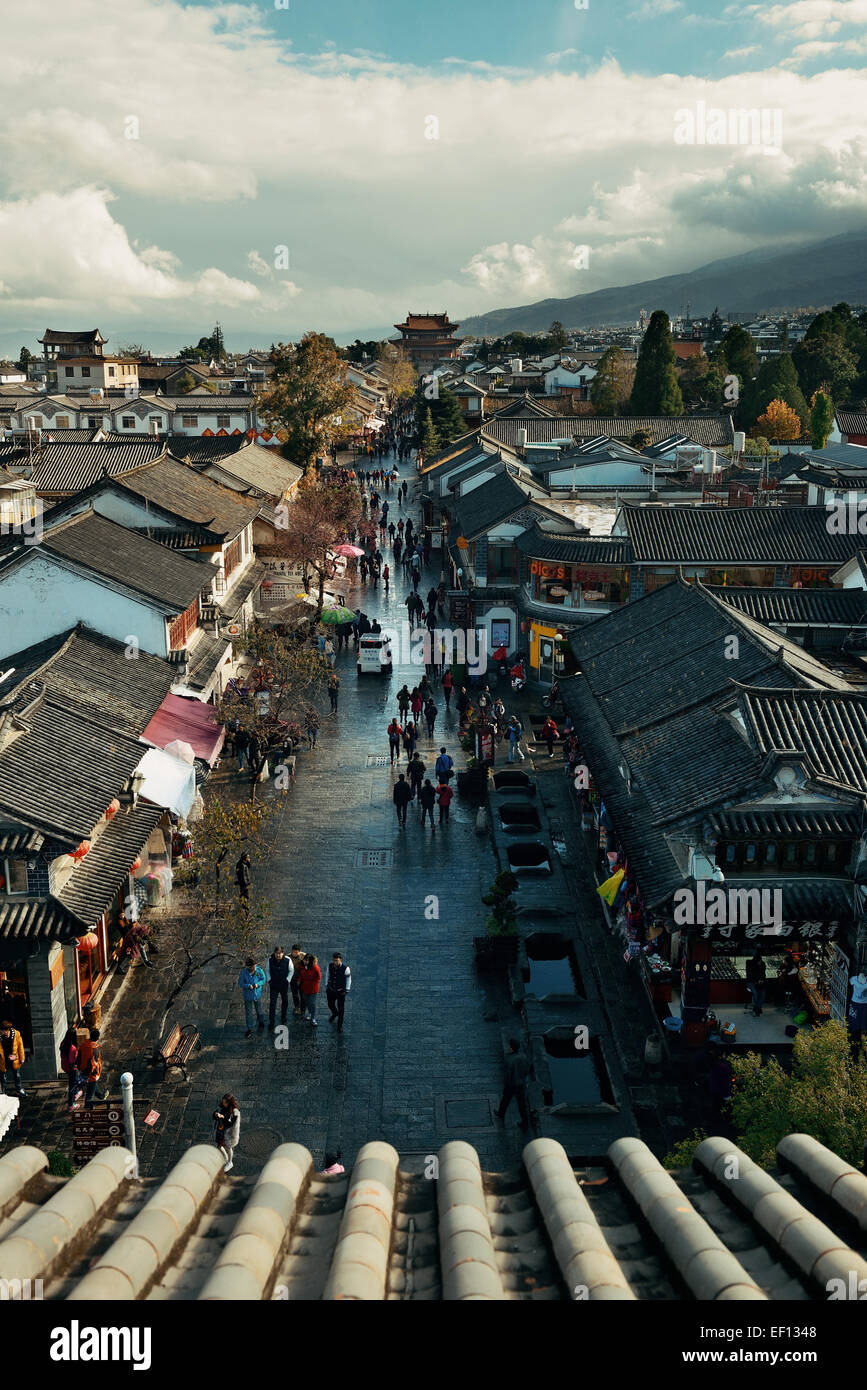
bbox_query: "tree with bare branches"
[217,623,330,799]
[272,475,362,617]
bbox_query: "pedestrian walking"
[442,667,453,709]
[434,746,454,782]
[79,1027,106,1108]
[299,953,322,1025]
[436,779,454,825]
[404,592,416,629]
[213,1093,241,1172]
[541,716,559,758]
[383,563,390,592]
[60,1025,84,1110]
[418,778,437,830]
[0,1018,26,1098]
[306,707,320,749]
[410,686,423,719]
[393,773,412,826]
[321,1151,345,1174]
[408,751,426,798]
[745,952,767,1016]
[328,672,340,713]
[290,944,305,1015]
[411,568,420,592]
[238,956,267,1036]
[387,716,402,765]
[325,637,336,666]
[495,1039,530,1129]
[397,684,411,719]
[402,719,417,761]
[507,715,526,762]
[268,945,293,1030]
[234,724,250,772]
[235,852,252,905]
[326,952,352,1032]
[424,697,438,739]
[456,686,469,724]
[118,916,155,973]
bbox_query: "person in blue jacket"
[238,956,267,1036]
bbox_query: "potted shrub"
[474,871,520,966]
[457,755,488,798]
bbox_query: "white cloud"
[0,0,864,333]
[628,0,684,17]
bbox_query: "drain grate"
[355,849,393,868]
[366,755,388,767]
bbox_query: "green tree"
[173,370,199,394]
[739,353,808,432]
[730,1023,867,1170]
[258,332,354,472]
[628,428,653,450]
[548,320,568,350]
[707,308,723,341]
[418,406,441,461]
[810,389,835,449]
[17,346,34,373]
[591,346,633,414]
[629,310,683,416]
[720,325,758,388]
[794,330,858,403]
[430,386,468,445]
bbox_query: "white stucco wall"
[0,553,169,658]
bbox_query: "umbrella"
[333,543,365,558]
[164,739,196,765]
[320,606,356,624]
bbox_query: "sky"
[1,0,866,348]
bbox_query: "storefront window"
[765,842,778,865]
[744,842,757,864]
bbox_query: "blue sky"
[0,0,865,347]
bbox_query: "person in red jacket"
[436,780,454,826]
[541,717,559,758]
[387,717,402,766]
[299,954,322,1027]
[441,667,454,710]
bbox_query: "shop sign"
[478,730,494,763]
[530,560,567,579]
[697,920,837,942]
[143,1109,160,1127]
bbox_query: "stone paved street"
[9,451,709,1176]
[10,454,528,1175]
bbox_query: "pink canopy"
[141,694,225,766]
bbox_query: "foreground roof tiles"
[1,1134,865,1299]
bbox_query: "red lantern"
[76,932,99,952]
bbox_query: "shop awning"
[141,693,225,767]
[135,747,198,818]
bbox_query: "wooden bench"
[154,1022,200,1080]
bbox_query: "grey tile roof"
[485,415,733,450]
[835,409,867,435]
[561,581,853,904]
[34,510,210,612]
[515,526,631,565]
[0,897,85,944]
[221,561,265,619]
[707,807,862,839]
[0,626,176,736]
[108,457,262,538]
[198,447,302,500]
[56,801,164,929]
[620,504,862,566]
[707,586,867,627]
[184,629,233,691]
[738,686,867,795]
[0,692,148,842]
[2,1133,865,1299]
[25,440,166,493]
[166,434,257,463]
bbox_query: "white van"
[357,632,393,676]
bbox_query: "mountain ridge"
[458,230,867,337]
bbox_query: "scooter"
[510,659,527,693]
[542,681,562,710]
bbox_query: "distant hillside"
[459,230,867,337]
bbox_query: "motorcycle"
[510,660,527,693]
[542,681,562,710]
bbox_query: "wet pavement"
[10,448,710,1176]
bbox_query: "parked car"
[357,632,393,676]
